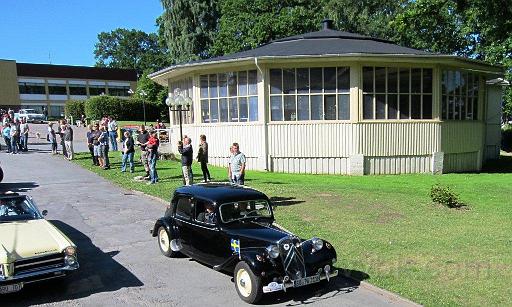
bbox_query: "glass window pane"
[311,95,323,120]
[388,68,398,93]
[270,69,282,94]
[48,84,67,95]
[447,71,455,95]
[69,85,87,95]
[219,73,228,97]
[376,94,386,119]
[473,75,479,97]
[467,97,473,120]
[248,70,257,95]
[201,99,210,123]
[228,72,237,96]
[363,67,373,92]
[200,75,209,98]
[296,68,309,94]
[210,99,219,122]
[399,68,409,93]
[270,96,283,121]
[411,95,421,119]
[310,68,322,93]
[219,98,229,122]
[283,69,295,94]
[411,68,422,93]
[298,95,309,120]
[249,96,258,121]
[324,67,336,93]
[423,95,432,119]
[209,74,218,98]
[363,94,374,119]
[375,67,386,93]
[337,67,350,93]
[324,95,336,120]
[238,71,247,96]
[388,94,398,119]
[423,68,433,93]
[473,97,478,120]
[229,98,238,122]
[442,95,447,120]
[399,94,409,119]
[239,97,248,122]
[448,96,454,119]
[284,96,296,121]
[460,97,466,120]
[337,94,350,120]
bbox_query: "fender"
[151,217,174,238]
[239,249,272,275]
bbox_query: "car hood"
[224,221,291,245]
[0,219,73,263]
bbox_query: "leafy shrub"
[84,95,163,121]
[502,125,512,152]
[64,100,85,120]
[430,184,466,208]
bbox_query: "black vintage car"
[151,183,338,304]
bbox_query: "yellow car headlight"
[64,246,76,256]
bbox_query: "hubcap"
[236,268,252,297]
[159,228,169,252]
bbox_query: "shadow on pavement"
[1,220,143,306]
[0,182,39,193]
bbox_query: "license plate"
[293,275,320,287]
[0,283,23,294]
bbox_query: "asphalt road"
[0,126,416,307]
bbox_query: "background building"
[0,59,137,117]
[150,21,506,175]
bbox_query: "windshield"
[219,199,272,223]
[0,197,40,222]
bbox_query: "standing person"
[86,124,98,166]
[121,131,135,173]
[10,120,19,154]
[146,131,159,184]
[228,143,246,185]
[63,124,74,160]
[178,137,193,185]
[48,123,57,154]
[3,124,11,153]
[20,118,29,152]
[42,106,48,121]
[108,116,118,151]
[92,123,102,167]
[136,125,150,179]
[197,134,211,182]
[99,126,110,169]
[58,120,67,157]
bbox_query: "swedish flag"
[230,239,240,254]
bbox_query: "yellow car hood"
[0,219,74,263]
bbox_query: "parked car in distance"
[15,109,45,123]
[0,194,79,294]
[151,183,338,304]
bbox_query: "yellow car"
[0,194,79,294]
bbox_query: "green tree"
[94,28,170,72]
[160,0,220,63]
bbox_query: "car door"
[172,195,197,257]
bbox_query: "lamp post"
[128,88,147,125]
[165,88,192,141]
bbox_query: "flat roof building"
[0,59,137,117]
[150,20,506,175]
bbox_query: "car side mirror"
[41,210,48,216]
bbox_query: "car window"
[0,197,40,222]
[194,199,217,225]
[175,197,193,220]
[219,199,272,223]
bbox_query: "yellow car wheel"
[157,226,178,257]
[234,261,262,304]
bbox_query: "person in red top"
[145,131,159,184]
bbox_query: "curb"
[358,281,422,306]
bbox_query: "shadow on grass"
[481,155,512,173]
[270,196,305,207]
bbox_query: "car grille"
[14,253,65,275]
[278,236,306,280]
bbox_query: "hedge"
[502,125,512,152]
[84,95,163,121]
[64,100,85,120]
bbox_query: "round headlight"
[311,237,324,251]
[64,246,76,256]
[65,255,77,266]
[266,245,280,258]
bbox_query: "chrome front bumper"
[0,264,79,284]
[263,269,338,293]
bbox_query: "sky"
[0,0,163,66]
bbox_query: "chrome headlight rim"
[64,255,78,267]
[311,237,324,251]
[266,245,280,259]
[64,246,76,256]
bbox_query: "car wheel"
[234,261,262,304]
[0,166,3,183]
[157,226,178,257]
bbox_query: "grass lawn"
[72,152,512,306]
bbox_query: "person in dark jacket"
[178,137,193,185]
[197,134,211,182]
[121,131,135,173]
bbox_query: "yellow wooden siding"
[364,156,431,174]
[440,122,484,153]
[0,60,21,105]
[443,152,478,172]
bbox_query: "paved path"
[0,137,417,306]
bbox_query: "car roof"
[175,183,269,204]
